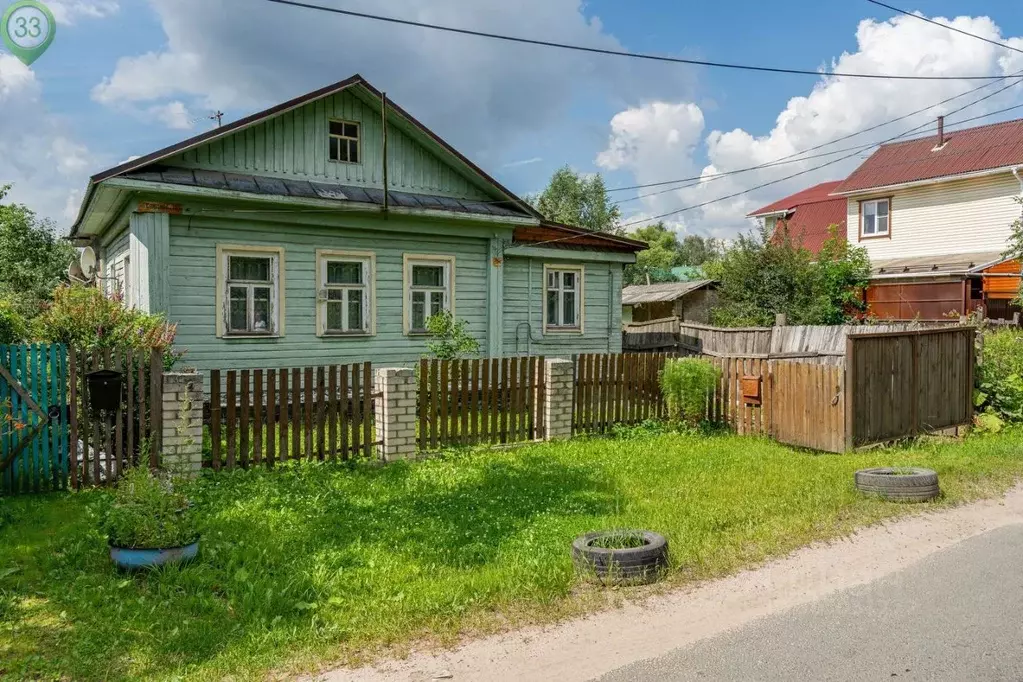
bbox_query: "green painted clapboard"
[0,344,69,494]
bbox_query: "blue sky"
[3,0,1023,237]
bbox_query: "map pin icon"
[2,1,56,66]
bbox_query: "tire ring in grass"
[572,530,668,584]
[854,467,940,502]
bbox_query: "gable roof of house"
[747,181,847,254]
[834,117,1023,194]
[70,74,541,236]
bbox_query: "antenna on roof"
[188,110,226,129]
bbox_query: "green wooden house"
[69,75,643,372]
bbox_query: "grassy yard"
[2,426,1022,681]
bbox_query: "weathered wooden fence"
[69,348,164,488]
[417,356,546,451]
[622,318,680,352]
[573,352,672,433]
[206,362,376,469]
[770,360,846,453]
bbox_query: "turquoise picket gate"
[0,344,69,493]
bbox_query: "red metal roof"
[748,181,847,255]
[835,117,1023,194]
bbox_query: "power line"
[607,71,1023,197]
[260,0,1008,81]
[619,98,1023,229]
[864,0,1023,56]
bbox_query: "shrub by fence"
[417,356,546,451]
[206,362,376,470]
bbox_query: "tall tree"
[624,222,680,284]
[705,225,869,327]
[677,234,722,266]
[530,166,622,234]
[0,184,76,317]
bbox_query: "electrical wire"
[864,0,1023,55]
[259,0,1008,81]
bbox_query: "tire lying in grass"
[854,467,940,502]
[572,530,668,584]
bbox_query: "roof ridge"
[878,116,1023,149]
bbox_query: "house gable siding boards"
[846,171,1021,261]
[168,214,496,372]
[164,90,490,201]
[502,256,622,357]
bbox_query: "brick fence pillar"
[541,358,575,441]
[161,371,204,477]
[375,367,417,462]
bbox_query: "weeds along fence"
[417,356,546,451]
[205,362,377,470]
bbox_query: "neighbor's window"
[545,266,583,331]
[217,246,283,337]
[861,198,890,237]
[328,120,360,164]
[318,251,373,335]
[405,256,454,334]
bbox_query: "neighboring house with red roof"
[747,180,847,255]
[831,116,1022,321]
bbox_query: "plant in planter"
[104,466,199,570]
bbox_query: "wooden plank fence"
[68,347,162,488]
[573,352,672,433]
[206,362,375,469]
[417,356,545,451]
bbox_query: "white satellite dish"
[79,246,97,280]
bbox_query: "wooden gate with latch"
[0,344,69,494]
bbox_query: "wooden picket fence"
[206,362,376,470]
[573,352,674,433]
[69,347,163,488]
[417,356,546,451]
[706,356,770,436]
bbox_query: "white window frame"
[403,254,455,335]
[215,244,285,338]
[860,198,890,239]
[316,249,375,337]
[543,264,585,334]
[328,119,361,165]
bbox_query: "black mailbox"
[86,369,123,413]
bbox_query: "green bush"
[659,357,720,426]
[34,285,181,368]
[976,328,1023,424]
[104,467,197,549]
[0,299,27,344]
[424,311,480,360]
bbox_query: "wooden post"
[844,336,855,452]
[775,313,787,327]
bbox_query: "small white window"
[317,250,374,336]
[328,120,360,164]
[404,255,454,334]
[216,245,284,338]
[544,265,584,332]
[861,198,890,237]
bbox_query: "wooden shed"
[621,280,717,325]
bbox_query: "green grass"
[2,426,1022,680]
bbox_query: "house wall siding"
[101,228,130,300]
[164,90,490,200]
[502,255,622,357]
[846,171,1021,261]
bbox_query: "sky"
[2,0,1023,240]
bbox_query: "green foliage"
[103,467,197,549]
[975,328,1023,423]
[659,358,720,426]
[624,224,721,285]
[0,298,28,344]
[529,166,622,234]
[2,430,1023,679]
[1007,197,1023,305]
[707,225,870,326]
[424,310,481,360]
[33,285,181,367]
[0,185,76,318]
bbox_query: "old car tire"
[854,467,940,502]
[572,530,668,583]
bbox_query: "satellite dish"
[79,246,97,280]
[67,260,85,283]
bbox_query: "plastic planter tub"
[110,539,199,570]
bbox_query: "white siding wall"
[845,171,1023,261]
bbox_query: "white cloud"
[90,0,692,158]
[46,0,119,24]
[0,55,97,230]
[148,101,194,130]
[599,13,1023,238]
[502,157,543,169]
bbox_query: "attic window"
[329,120,360,164]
